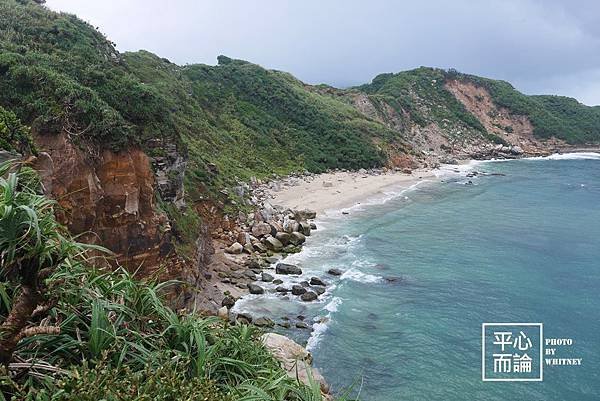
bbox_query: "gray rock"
[247,283,265,294]
[261,272,274,282]
[289,231,306,246]
[310,277,327,286]
[276,263,302,275]
[225,242,243,254]
[327,268,343,276]
[296,321,309,329]
[217,306,228,319]
[294,209,317,220]
[276,286,289,293]
[300,291,318,302]
[264,236,284,251]
[272,279,283,285]
[243,270,257,280]
[291,285,307,296]
[236,313,253,324]
[221,296,236,309]
[312,286,326,295]
[275,231,291,245]
[254,317,275,327]
[310,222,317,230]
[298,221,311,236]
[252,222,272,237]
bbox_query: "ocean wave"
[537,152,600,160]
[306,297,344,351]
[324,296,343,312]
[340,269,383,283]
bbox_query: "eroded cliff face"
[33,133,182,279]
[444,79,552,153]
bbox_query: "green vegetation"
[0,163,327,400]
[0,106,34,154]
[449,70,600,143]
[356,67,486,135]
[0,0,179,151]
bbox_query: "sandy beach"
[266,168,437,216]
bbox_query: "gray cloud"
[46,0,600,105]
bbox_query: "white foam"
[340,269,383,283]
[324,296,342,312]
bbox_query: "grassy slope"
[353,67,600,145]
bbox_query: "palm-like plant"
[0,160,83,365]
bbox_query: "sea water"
[235,154,600,400]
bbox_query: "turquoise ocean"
[234,153,600,400]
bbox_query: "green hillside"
[454,71,600,143]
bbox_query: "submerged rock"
[327,268,343,276]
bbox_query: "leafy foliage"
[0,165,327,400]
[0,107,34,154]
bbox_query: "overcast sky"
[46,0,600,105]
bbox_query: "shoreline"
[264,167,437,217]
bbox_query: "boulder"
[264,236,284,251]
[276,286,289,293]
[252,222,272,237]
[247,283,265,294]
[275,231,291,245]
[217,306,228,319]
[291,285,307,296]
[511,146,524,155]
[272,279,283,285]
[313,286,326,295]
[243,243,255,254]
[236,313,253,324]
[283,218,300,234]
[261,272,274,282]
[310,277,327,286]
[289,231,306,245]
[244,270,257,280]
[295,321,309,329]
[276,263,302,275]
[254,317,275,327]
[310,222,317,230]
[327,268,343,276]
[225,242,243,254]
[269,221,284,236]
[221,296,236,309]
[300,291,318,302]
[294,209,317,220]
[260,333,330,396]
[298,221,311,236]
